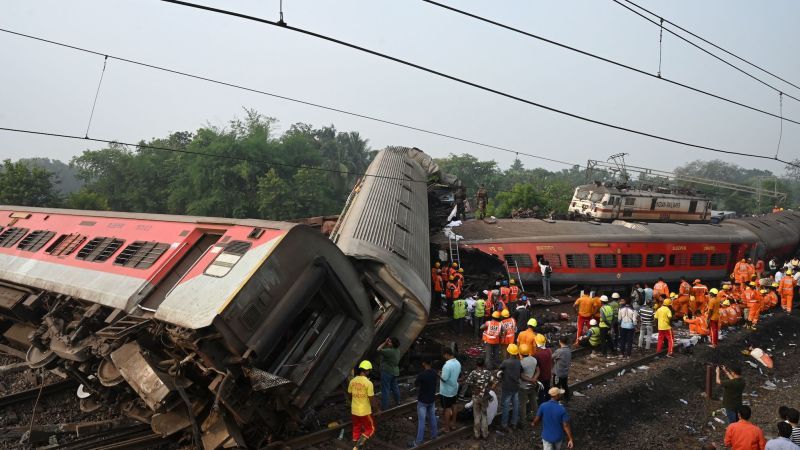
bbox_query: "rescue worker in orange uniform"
[683,311,709,342]
[516,318,538,357]
[733,259,752,291]
[499,281,511,305]
[448,263,458,281]
[691,279,708,314]
[499,309,517,358]
[755,259,765,278]
[764,283,779,308]
[431,262,444,303]
[573,292,595,342]
[481,311,502,368]
[741,282,758,328]
[779,269,796,312]
[675,277,692,317]
[706,288,722,348]
[454,268,465,292]
[653,278,670,300]
[445,276,461,308]
[508,279,520,303]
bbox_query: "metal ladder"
[448,237,461,267]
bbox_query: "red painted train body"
[447,211,800,287]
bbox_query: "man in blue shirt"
[532,387,574,450]
[439,348,461,433]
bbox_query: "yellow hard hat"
[458,268,464,273]
[501,309,510,318]
[527,318,538,328]
[509,279,515,284]
[358,360,373,370]
[748,282,756,287]
[519,344,531,356]
[722,300,731,306]
[772,282,780,288]
[787,269,794,275]
[760,289,767,294]
[663,298,673,306]
[535,334,546,346]
[449,276,455,281]
[723,284,731,290]
[690,295,695,301]
[709,288,719,295]
[452,262,458,268]
[669,292,677,299]
[434,262,440,267]
[492,311,501,319]
[507,344,519,355]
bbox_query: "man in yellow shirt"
[654,299,674,357]
[348,360,379,449]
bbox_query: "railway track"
[0,378,77,408]
[267,347,666,449]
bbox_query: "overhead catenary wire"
[620,0,800,94]
[84,55,108,138]
[0,27,576,169]
[158,0,800,169]
[0,125,579,195]
[611,0,800,105]
[420,0,800,127]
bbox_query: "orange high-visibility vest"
[483,320,502,344]
[432,268,442,292]
[500,318,517,345]
[509,285,520,302]
[654,281,669,298]
[780,277,795,296]
[679,281,691,296]
[500,287,511,303]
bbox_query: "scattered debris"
[679,399,688,405]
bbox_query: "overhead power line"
[620,0,800,93]
[421,0,800,127]
[159,0,799,169]
[0,126,579,195]
[611,0,800,104]
[0,28,576,168]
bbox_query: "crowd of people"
[343,256,799,449]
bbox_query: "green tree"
[0,159,61,206]
[487,183,540,218]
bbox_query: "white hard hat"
[600,295,609,302]
[611,292,620,299]
[590,319,598,326]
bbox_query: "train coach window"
[537,253,563,269]
[646,254,666,267]
[621,254,642,268]
[710,253,728,266]
[690,253,709,266]
[17,230,55,252]
[46,233,87,257]
[625,197,636,206]
[114,241,170,269]
[566,254,590,269]
[205,240,252,277]
[76,237,125,262]
[504,254,533,268]
[0,227,29,248]
[594,254,617,268]
[669,254,690,266]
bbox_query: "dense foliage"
[2,111,798,219]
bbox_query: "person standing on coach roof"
[410,359,438,447]
[439,348,461,433]
[349,361,379,450]
[376,337,401,410]
[532,387,574,450]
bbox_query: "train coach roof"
[0,205,297,230]
[443,218,757,244]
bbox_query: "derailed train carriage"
[0,147,436,448]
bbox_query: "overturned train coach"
[446,210,800,287]
[0,147,436,448]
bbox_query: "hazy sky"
[1,0,798,174]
